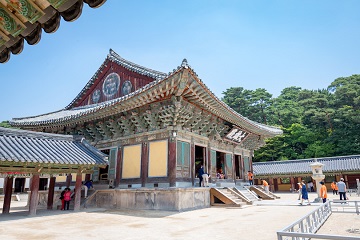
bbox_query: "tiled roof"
[0,0,107,63]
[253,155,360,176]
[10,52,283,138]
[0,127,107,166]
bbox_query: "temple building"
[10,49,283,189]
[253,155,360,192]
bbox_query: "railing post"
[356,201,359,215]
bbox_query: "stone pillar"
[190,142,195,186]
[66,174,72,188]
[74,173,83,211]
[141,142,149,187]
[47,176,56,210]
[2,176,14,214]
[115,147,122,187]
[29,174,40,216]
[168,138,177,187]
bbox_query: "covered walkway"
[0,127,107,215]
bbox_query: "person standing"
[59,189,66,210]
[331,181,338,195]
[337,178,347,201]
[247,171,254,185]
[63,188,72,210]
[300,181,311,205]
[320,181,327,203]
[297,182,302,200]
[83,180,94,198]
[262,179,269,193]
[198,165,205,187]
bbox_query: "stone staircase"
[210,188,247,207]
[249,185,280,200]
[233,187,260,204]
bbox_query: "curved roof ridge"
[0,127,74,141]
[108,49,168,80]
[185,68,282,135]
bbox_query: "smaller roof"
[253,155,360,176]
[0,127,107,167]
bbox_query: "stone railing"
[277,200,360,240]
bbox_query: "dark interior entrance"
[234,155,241,179]
[39,178,48,190]
[195,145,206,176]
[14,178,26,192]
[100,149,110,181]
[216,151,226,179]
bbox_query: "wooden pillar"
[66,174,72,188]
[141,142,149,187]
[3,177,8,196]
[47,176,56,210]
[241,154,245,180]
[344,174,349,189]
[74,173,83,211]
[168,138,176,187]
[290,177,295,192]
[274,178,279,192]
[190,142,195,186]
[2,176,14,214]
[208,146,212,179]
[269,178,274,192]
[115,147,122,187]
[29,174,40,216]
[203,147,207,172]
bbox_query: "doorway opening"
[39,178,48,190]
[195,145,206,176]
[14,178,26,192]
[216,151,226,179]
[99,149,110,181]
[234,155,241,179]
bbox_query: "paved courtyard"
[0,191,359,240]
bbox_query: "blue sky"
[1,1,359,122]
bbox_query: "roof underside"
[10,51,282,138]
[253,155,360,176]
[0,0,107,63]
[0,127,107,169]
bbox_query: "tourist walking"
[320,181,327,203]
[300,181,311,205]
[247,171,254,185]
[63,188,72,210]
[337,178,347,201]
[297,182,302,200]
[331,181,338,195]
[262,179,269,193]
[198,165,205,187]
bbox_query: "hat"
[340,178,344,181]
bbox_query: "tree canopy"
[222,74,360,162]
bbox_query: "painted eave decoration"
[0,0,107,63]
[10,49,283,141]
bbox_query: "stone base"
[216,181,235,188]
[86,188,210,211]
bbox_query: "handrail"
[277,200,360,240]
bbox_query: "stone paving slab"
[0,191,359,240]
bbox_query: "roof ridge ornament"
[181,58,189,68]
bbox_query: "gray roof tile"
[253,155,360,176]
[0,127,107,166]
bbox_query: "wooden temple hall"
[0,127,107,215]
[9,49,282,191]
